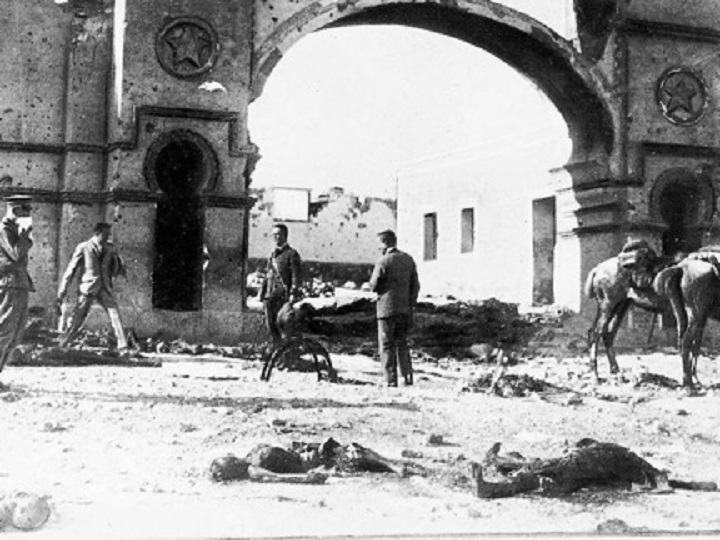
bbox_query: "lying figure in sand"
[472,438,717,498]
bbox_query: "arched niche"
[144,130,219,311]
[650,167,715,256]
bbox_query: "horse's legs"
[587,305,603,378]
[680,312,702,389]
[603,300,631,374]
[690,315,708,387]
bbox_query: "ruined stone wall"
[248,188,395,285]
[0,1,72,306]
[0,0,259,344]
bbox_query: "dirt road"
[1,350,720,537]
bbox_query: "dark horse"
[653,251,720,389]
[585,241,674,379]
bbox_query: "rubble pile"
[13,294,571,365]
[306,297,540,358]
[0,492,51,532]
[633,372,681,389]
[463,372,558,397]
[13,319,262,367]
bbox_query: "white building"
[397,127,571,307]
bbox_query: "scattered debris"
[428,434,445,446]
[463,372,559,397]
[596,518,648,534]
[0,493,51,531]
[634,372,681,389]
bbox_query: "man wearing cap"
[369,230,420,387]
[57,222,129,354]
[0,195,34,376]
[259,223,302,342]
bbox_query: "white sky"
[248,2,573,198]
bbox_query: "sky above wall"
[248,1,574,199]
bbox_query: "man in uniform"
[57,222,129,354]
[259,223,302,342]
[0,195,34,379]
[369,230,420,387]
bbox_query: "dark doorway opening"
[147,132,217,311]
[532,196,556,306]
[659,182,704,256]
[153,198,205,311]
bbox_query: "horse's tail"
[584,266,598,300]
[653,266,687,341]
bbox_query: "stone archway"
[251,0,615,166]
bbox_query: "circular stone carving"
[144,129,219,195]
[155,16,220,79]
[656,67,708,126]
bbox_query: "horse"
[585,241,674,379]
[653,251,720,389]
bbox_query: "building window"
[461,207,474,253]
[424,212,437,261]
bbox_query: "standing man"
[0,195,34,376]
[370,230,420,387]
[259,223,302,342]
[57,222,129,354]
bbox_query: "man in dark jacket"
[259,223,302,342]
[369,230,420,387]
[0,195,34,377]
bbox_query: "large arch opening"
[144,130,218,312]
[248,19,573,306]
[252,1,614,165]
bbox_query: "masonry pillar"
[56,1,112,304]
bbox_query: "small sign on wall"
[272,187,310,222]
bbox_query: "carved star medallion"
[656,67,708,126]
[156,17,220,79]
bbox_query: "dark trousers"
[0,287,29,372]
[378,314,412,384]
[264,296,285,343]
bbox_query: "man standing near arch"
[259,223,302,342]
[57,222,129,354]
[370,230,420,388]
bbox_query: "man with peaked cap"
[259,223,302,342]
[369,229,420,387]
[0,195,34,379]
[57,222,129,354]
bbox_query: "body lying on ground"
[473,438,717,498]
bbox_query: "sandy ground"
[2,347,720,538]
